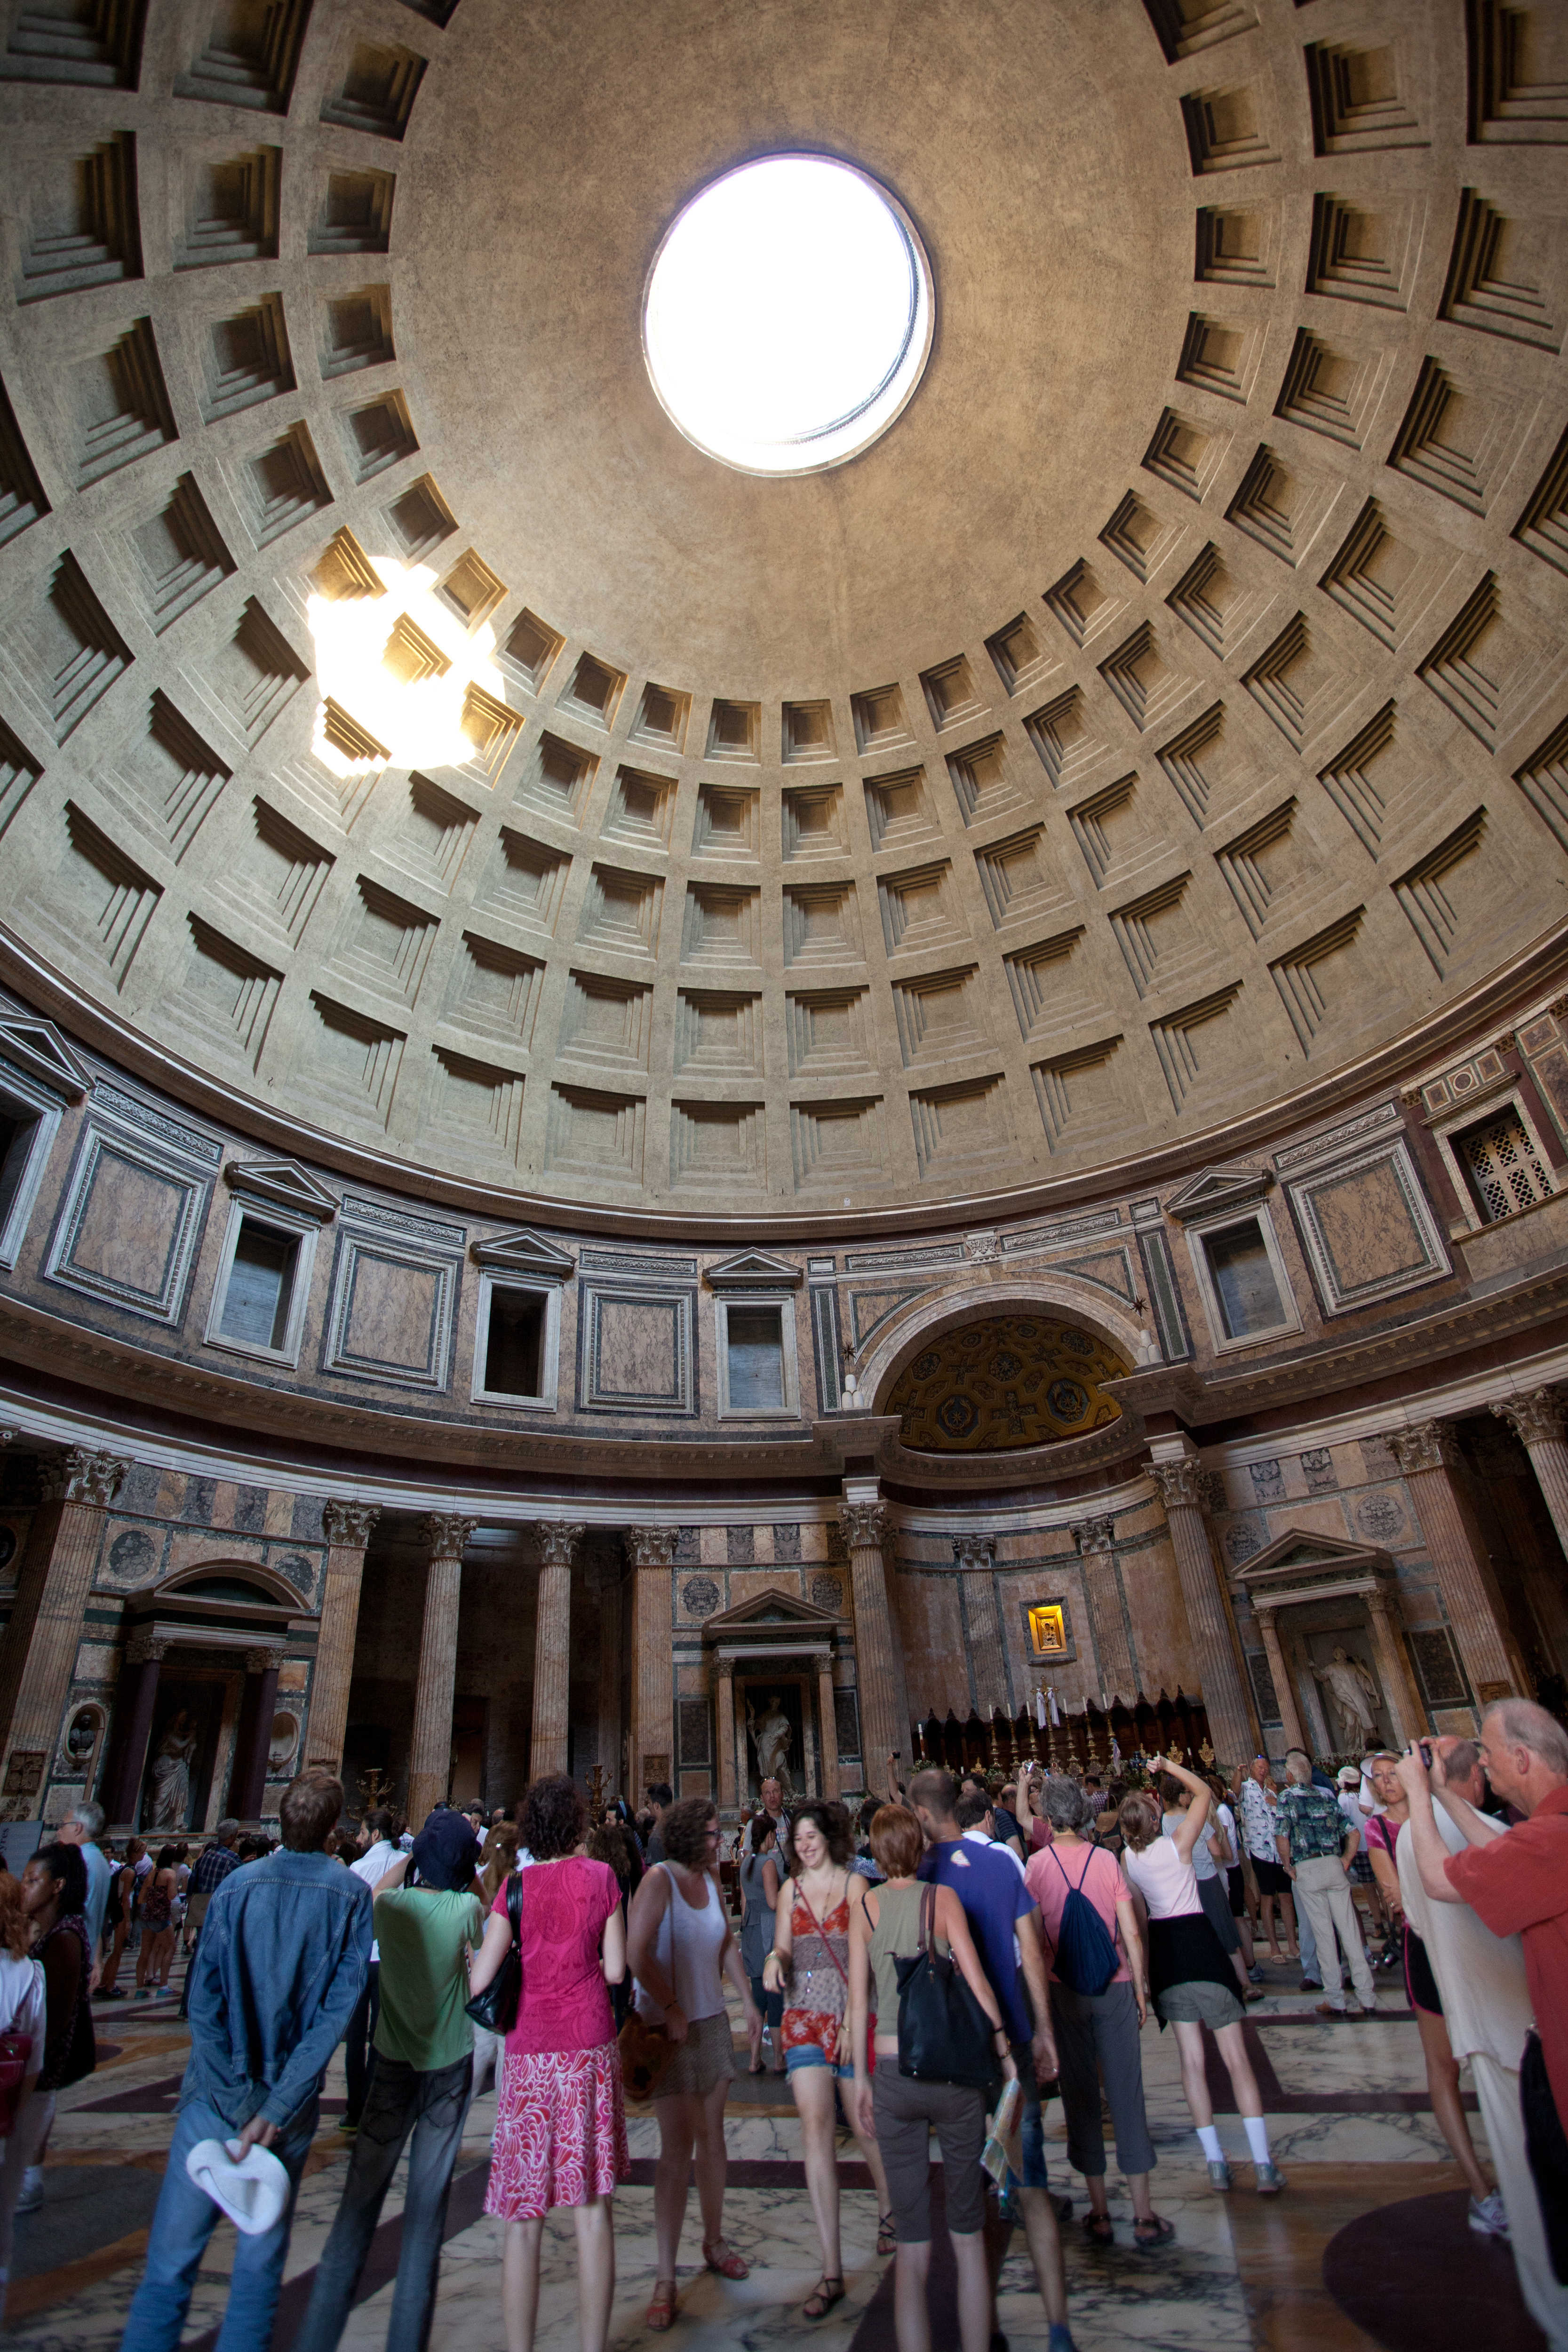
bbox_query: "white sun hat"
[185,2137,290,2236]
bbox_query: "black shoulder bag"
[893,1883,998,2089]
[465,1869,523,2035]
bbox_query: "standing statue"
[745,1692,795,1798]
[1315,1645,1382,1746]
[146,1710,197,1830]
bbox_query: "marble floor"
[6,1953,1544,2352]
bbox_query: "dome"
[0,0,1564,1225]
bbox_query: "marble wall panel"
[577,1285,695,1414]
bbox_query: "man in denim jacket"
[119,1769,371,2352]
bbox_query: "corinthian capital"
[952,1534,995,1574]
[1386,1422,1461,1478]
[1073,1515,1117,1557]
[41,1447,131,1509]
[1148,1457,1207,1514]
[125,1629,169,1666]
[246,1645,288,1674]
[626,1525,677,1569]
[322,1499,380,1549]
[1491,1389,1566,1450]
[420,1513,479,1559]
[536,1519,585,1568]
[841,1501,889,1550]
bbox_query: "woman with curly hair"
[627,1795,761,2332]
[763,1800,894,2318]
[467,1774,628,2352]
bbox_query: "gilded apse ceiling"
[883,1314,1130,1452]
[0,0,1565,1218]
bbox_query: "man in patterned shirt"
[1238,1759,1299,1963]
[177,1820,242,2020]
[1275,1752,1376,2016]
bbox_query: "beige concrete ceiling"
[0,0,1565,1222]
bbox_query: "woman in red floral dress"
[468,1773,629,2352]
[763,1800,894,2319]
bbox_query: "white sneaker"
[15,2168,42,2215]
[1468,2191,1509,2238]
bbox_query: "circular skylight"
[643,155,933,476]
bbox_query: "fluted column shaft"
[229,1649,285,1821]
[0,1448,129,1817]
[529,1521,584,1778]
[954,1536,1008,1714]
[816,1660,841,1798]
[407,1515,478,1828]
[1073,1517,1137,1704]
[1253,1606,1305,1754]
[306,1501,381,1774]
[1149,1456,1256,1773]
[1388,1424,1519,1701]
[1495,1390,1568,1579]
[843,1499,904,1773]
[627,1527,676,1800]
[716,1662,737,1812]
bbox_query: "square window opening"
[0,1101,42,1239]
[485,1287,546,1397]
[726,1303,785,1410]
[1451,1107,1553,1226]
[220,1219,299,1352]
[1204,1217,1285,1341]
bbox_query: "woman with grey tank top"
[626,1795,762,2333]
[848,1804,1018,2352]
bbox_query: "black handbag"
[893,1883,999,2090]
[465,1869,522,2034]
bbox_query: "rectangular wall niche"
[577,1284,696,1415]
[44,1091,221,1325]
[321,1200,464,1390]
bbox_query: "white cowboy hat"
[185,2137,290,2236]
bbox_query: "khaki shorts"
[653,2010,735,2101]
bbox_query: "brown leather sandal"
[804,2275,846,2320]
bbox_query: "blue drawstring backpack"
[1047,1845,1121,1998]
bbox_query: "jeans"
[119,2094,312,2352]
[342,1962,381,2125]
[292,2052,472,2352]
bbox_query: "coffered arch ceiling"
[0,0,1565,1219]
[882,1312,1131,1452]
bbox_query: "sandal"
[703,2239,750,2280]
[646,2280,677,2331]
[877,2211,897,2257]
[804,2275,845,2320]
[1081,2211,1115,2246]
[1133,2214,1175,2249]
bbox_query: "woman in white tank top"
[626,1796,762,2333]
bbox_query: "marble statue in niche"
[1315,1645,1382,1746]
[147,1711,197,1829]
[746,1692,795,1797]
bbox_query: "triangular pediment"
[703,1583,843,1635]
[224,1159,339,1221]
[704,1248,803,1291]
[0,1016,93,1101]
[472,1226,576,1280]
[1231,1524,1391,1591]
[1163,1162,1274,1224]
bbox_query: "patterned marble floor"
[3,1957,1531,2352]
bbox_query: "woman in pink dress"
[467,1773,629,2352]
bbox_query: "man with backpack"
[908,1769,1075,2352]
[1025,1775,1170,2248]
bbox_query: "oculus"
[642,154,933,476]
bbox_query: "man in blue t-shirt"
[910,1770,1075,2352]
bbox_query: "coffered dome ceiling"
[0,0,1565,1220]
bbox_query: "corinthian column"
[529,1520,584,1778]
[1148,1455,1256,1773]
[1386,1423,1520,1702]
[406,1514,478,1829]
[0,1447,130,1816]
[953,1535,1007,1714]
[307,1500,380,1773]
[626,1526,677,1799]
[843,1499,905,1772]
[1489,1389,1568,1688]
[1073,1515,1137,1703]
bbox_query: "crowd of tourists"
[0,1700,1562,2350]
